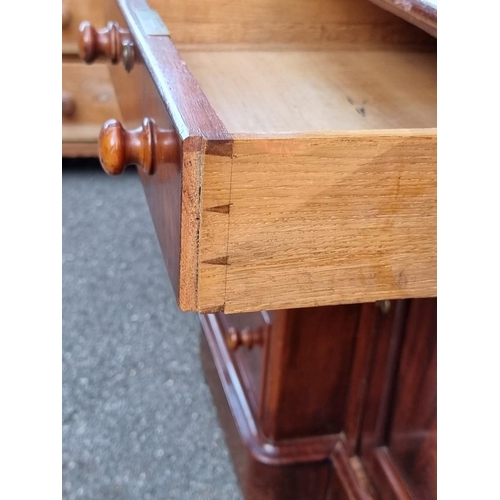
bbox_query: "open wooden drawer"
[93,0,436,313]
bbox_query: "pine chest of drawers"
[62,0,122,156]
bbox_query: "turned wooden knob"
[226,327,265,350]
[98,118,178,176]
[62,4,71,28]
[62,92,76,117]
[78,21,131,64]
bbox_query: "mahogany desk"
[74,0,437,497]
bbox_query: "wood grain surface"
[146,0,434,46]
[182,49,436,134]
[200,317,333,500]
[261,306,363,440]
[189,46,436,312]
[358,298,437,499]
[385,298,437,499]
[199,132,436,313]
[62,62,122,143]
[62,142,99,157]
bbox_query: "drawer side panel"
[222,131,436,313]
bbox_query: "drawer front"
[62,63,122,144]
[62,0,106,54]
[104,0,232,311]
[108,54,184,305]
[212,311,272,418]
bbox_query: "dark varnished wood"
[78,21,131,64]
[216,312,271,417]
[200,313,341,466]
[200,314,333,500]
[262,305,362,441]
[329,441,374,500]
[385,299,436,499]
[344,303,379,454]
[368,0,436,37]
[200,309,379,499]
[226,324,268,351]
[356,300,414,499]
[200,298,436,499]
[360,298,437,499]
[359,301,410,453]
[98,118,178,176]
[369,448,413,500]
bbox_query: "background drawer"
[216,311,271,417]
[62,0,106,54]
[62,63,122,152]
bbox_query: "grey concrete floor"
[62,160,242,500]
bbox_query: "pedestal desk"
[72,0,437,497]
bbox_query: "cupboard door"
[360,298,436,500]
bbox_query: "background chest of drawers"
[62,0,123,157]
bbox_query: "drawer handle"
[78,21,132,66]
[62,92,76,117]
[226,326,266,351]
[62,3,71,28]
[98,118,178,176]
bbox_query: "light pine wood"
[63,124,102,143]
[188,47,436,312]
[146,0,433,46]
[62,63,122,144]
[181,49,437,134]
[62,142,99,157]
[199,131,436,313]
[198,152,233,312]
